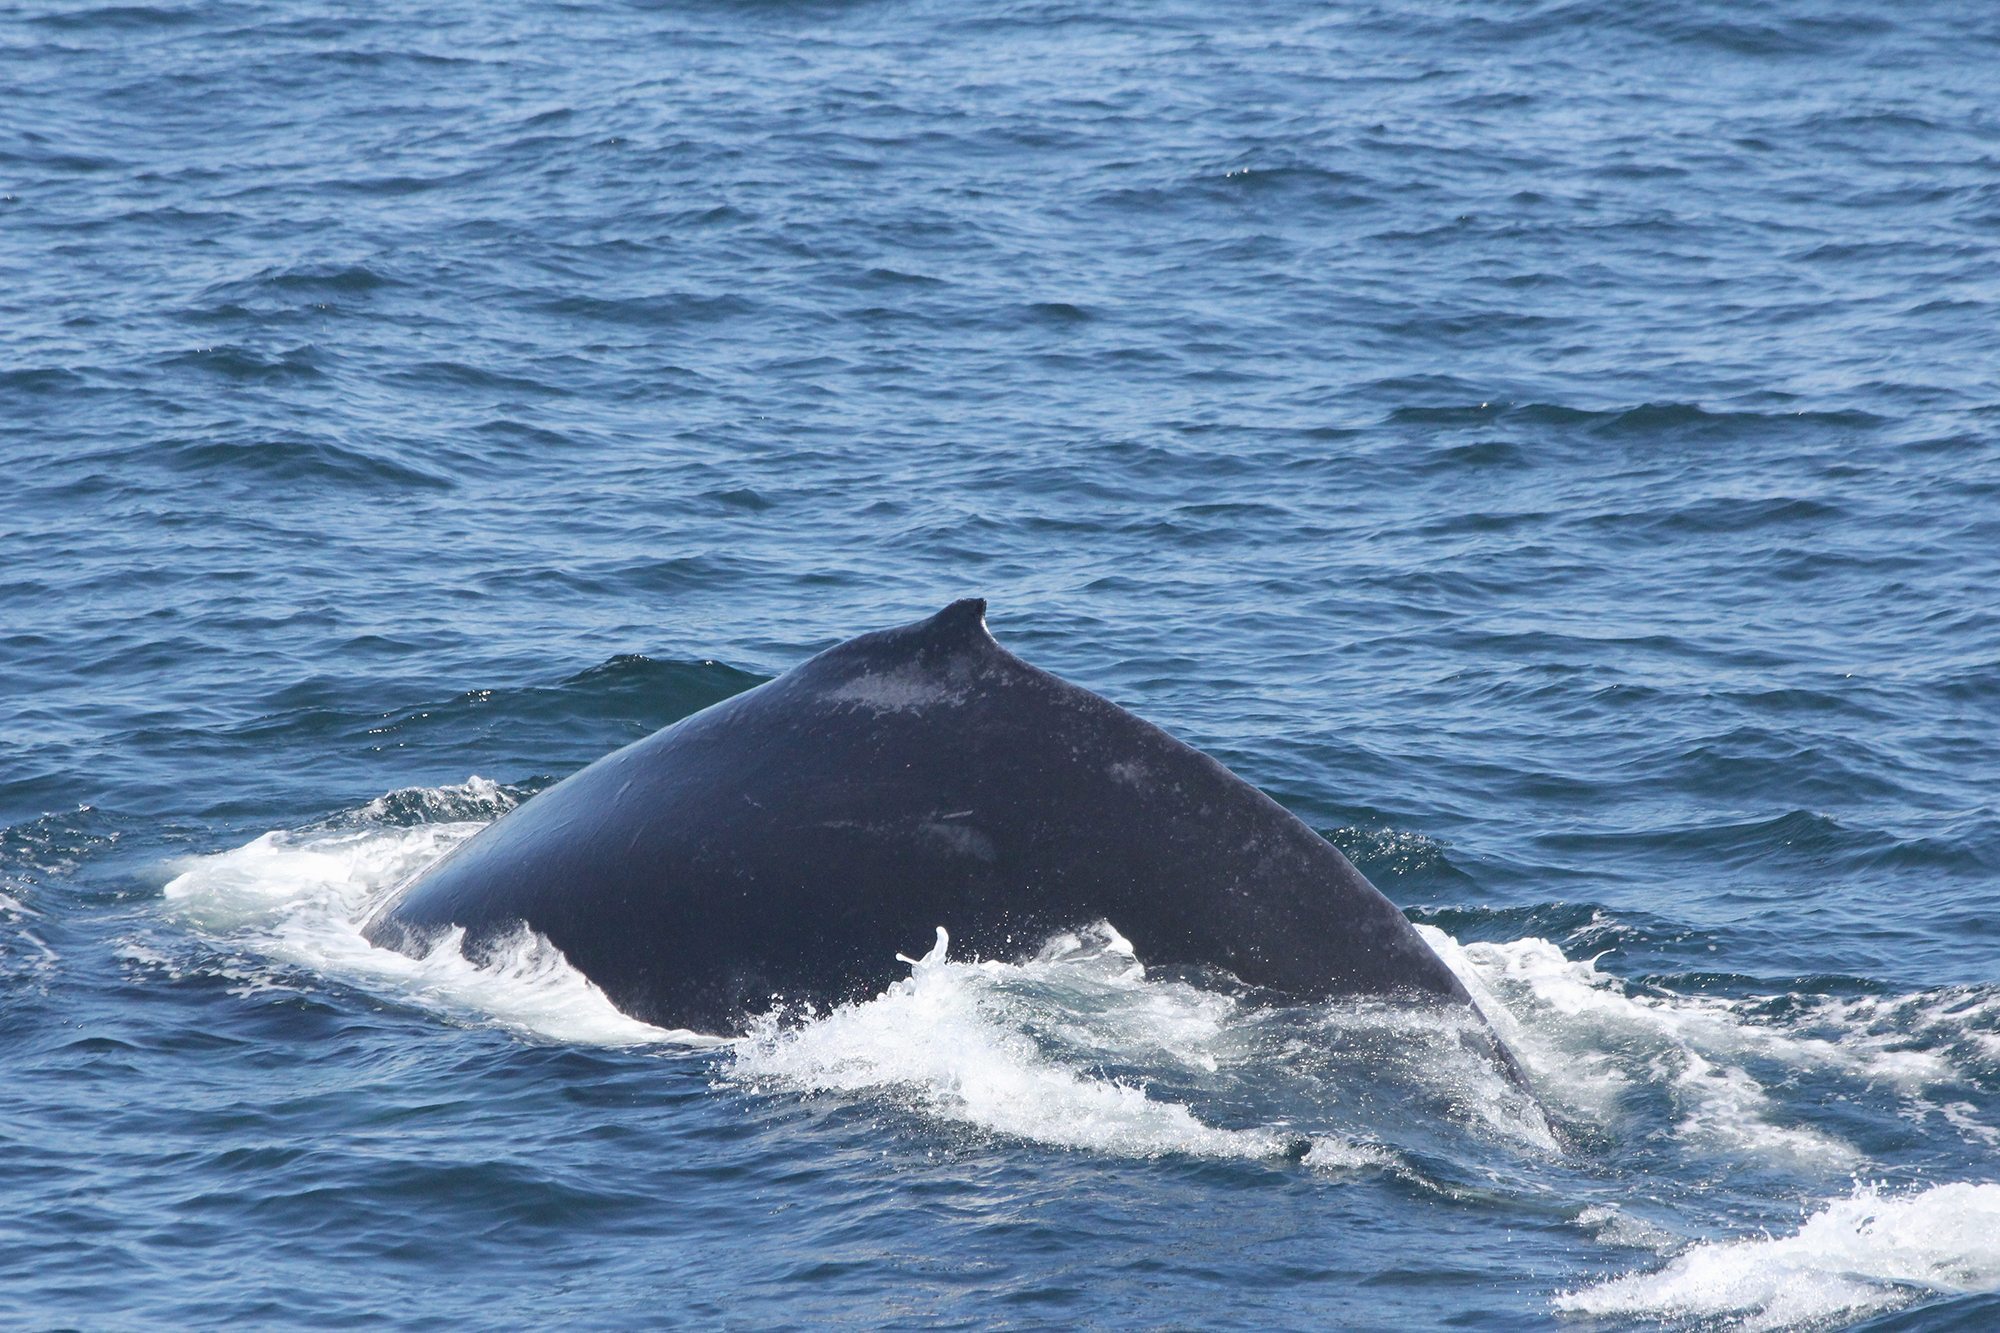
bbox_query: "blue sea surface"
[4,0,1999,1326]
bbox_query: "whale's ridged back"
[366,600,1480,1038]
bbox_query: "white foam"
[1417,926,1985,1166]
[0,875,58,984]
[1558,1182,2000,1329]
[1799,989,2000,1073]
[158,780,689,1047]
[163,824,480,930]
[352,773,519,824]
[729,926,1370,1163]
[1575,1203,1683,1254]
[1302,1137,1396,1172]
[1930,1099,2000,1150]
[1278,987,1561,1154]
[1,925,58,982]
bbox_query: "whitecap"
[1558,1181,2000,1329]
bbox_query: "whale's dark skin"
[366,599,1517,1071]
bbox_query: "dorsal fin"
[927,597,988,641]
[797,598,998,680]
[896,598,993,664]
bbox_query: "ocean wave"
[1559,1182,2000,1330]
[90,430,456,491]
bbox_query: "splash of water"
[1558,1182,2000,1329]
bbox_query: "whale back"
[365,599,1476,1033]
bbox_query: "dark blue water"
[6,0,1999,1325]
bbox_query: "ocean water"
[4,0,1999,1326]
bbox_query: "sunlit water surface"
[4,0,1999,1327]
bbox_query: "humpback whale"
[366,599,1518,1074]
